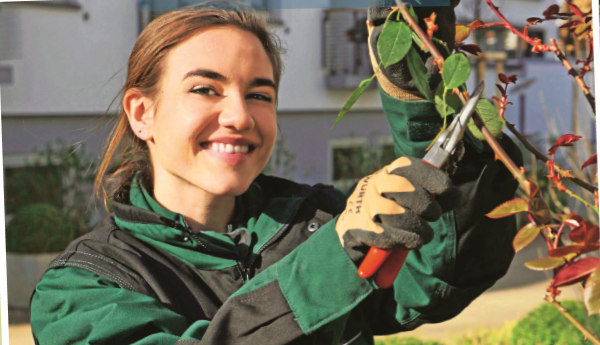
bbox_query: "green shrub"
[454,321,516,345]
[375,337,446,345]
[511,300,600,345]
[6,203,77,253]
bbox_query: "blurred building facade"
[0,0,595,222]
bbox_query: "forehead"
[163,25,274,81]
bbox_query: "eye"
[191,86,219,96]
[247,93,273,103]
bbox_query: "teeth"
[205,142,250,154]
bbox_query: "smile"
[201,142,252,153]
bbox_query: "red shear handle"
[358,247,392,279]
[374,249,410,289]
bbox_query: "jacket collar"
[110,174,314,269]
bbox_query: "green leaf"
[513,223,542,253]
[406,47,433,102]
[442,54,470,89]
[331,77,374,129]
[408,6,418,22]
[412,32,429,53]
[467,98,505,140]
[585,269,600,316]
[435,82,462,117]
[378,21,412,67]
[525,257,564,271]
[486,198,529,219]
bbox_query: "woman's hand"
[335,156,461,263]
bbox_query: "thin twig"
[544,296,600,345]
[549,39,596,113]
[505,122,598,193]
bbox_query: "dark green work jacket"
[30,91,523,345]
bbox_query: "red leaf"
[496,83,505,95]
[560,20,581,28]
[548,244,584,257]
[498,73,508,84]
[543,4,560,19]
[581,153,597,171]
[553,258,600,288]
[557,12,575,17]
[569,220,600,244]
[527,17,543,23]
[547,134,582,155]
[486,198,529,219]
[468,19,485,30]
[507,75,518,84]
[424,13,438,39]
[567,2,584,19]
[457,43,482,56]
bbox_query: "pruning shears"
[358,81,487,289]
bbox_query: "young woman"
[30,1,522,344]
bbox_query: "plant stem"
[483,0,550,51]
[565,188,600,214]
[398,4,529,193]
[483,0,595,113]
[549,38,596,113]
[505,121,598,193]
[544,295,600,345]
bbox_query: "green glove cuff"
[380,83,484,159]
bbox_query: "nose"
[218,92,255,131]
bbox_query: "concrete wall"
[0,0,138,115]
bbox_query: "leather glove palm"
[336,156,460,263]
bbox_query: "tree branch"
[505,122,598,193]
[544,296,600,345]
[549,38,596,113]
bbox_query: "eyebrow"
[183,69,226,82]
[183,68,276,91]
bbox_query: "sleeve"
[356,87,522,334]
[31,218,376,345]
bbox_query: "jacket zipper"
[167,218,214,253]
[245,201,305,278]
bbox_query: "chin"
[199,173,255,197]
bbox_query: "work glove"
[335,156,461,263]
[368,0,461,100]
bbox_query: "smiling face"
[143,25,277,198]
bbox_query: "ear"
[123,88,155,141]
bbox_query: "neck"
[152,171,235,234]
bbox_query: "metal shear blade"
[423,81,486,169]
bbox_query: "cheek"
[256,110,277,152]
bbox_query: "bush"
[375,337,446,345]
[6,203,77,253]
[511,300,600,345]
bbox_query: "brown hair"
[94,1,284,209]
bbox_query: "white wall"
[1,0,138,115]
[275,7,383,112]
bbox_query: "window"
[323,8,373,88]
[477,27,544,64]
[329,136,395,190]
